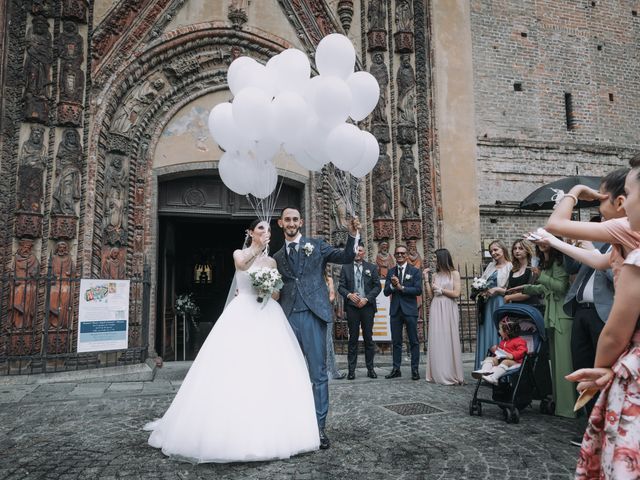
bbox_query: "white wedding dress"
[145,264,319,463]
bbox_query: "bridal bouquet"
[249,267,284,306]
[471,276,489,300]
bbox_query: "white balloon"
[315,33,356,79]
[254,136,281,162]
[251,158,279,199]
[227,56,258,95]
[347,71,380,121]
[229,59,276,97]
[326,123,365,171]
[350,131,379,178]
[232,87,273,141]
[312,76,352,128]
[292,148,325,172]
[218,151,255,195]
[208,102,239,152]
[271,92,310,144]
[299,116,332,164]
[273,49,311,95]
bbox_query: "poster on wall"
[78,279,130,353]
[359,280,391,342]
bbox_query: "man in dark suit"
[383,244,423,380]
[274,207,359,450]
[338,244,382,380]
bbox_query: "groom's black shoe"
[347,371,355,380]
[385,369,401,379]
[412,370,420,380]
[319,429,330,449]
[367,369,377,379]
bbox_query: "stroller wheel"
[511,408,520,424]
[547,400,555,415]
[468,400,482,416]
[540,399,548,414]
[504,408,512,423]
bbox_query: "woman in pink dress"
[424,248,464,385]
[544,161,640,479]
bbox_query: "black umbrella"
[519,175,602,211]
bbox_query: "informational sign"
[358,279,391,341]
[78,279,130,353]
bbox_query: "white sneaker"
[472,368,492,379]
[483,373,499,385]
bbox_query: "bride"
[144,219,320,463]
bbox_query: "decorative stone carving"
[370,53,389,131]
[367,30,388,52]
[368,0,386,30]
[103,153,128,245]
[107,133,131,155]
[402,220,422,241]
[375,240,395,278]
[110,78,166,135]
[394,31,414,53]
[50,215,77,240]
[57,21,85,125]
[133,230,144,252]
[395,0,413,32]
[23,16,53,122]
[373,219,395,241]
[399,145,420,219]
[49,241,75,329]
[17,125,47,213]
[30,0,53,17]
[228,0,248,29]
[397,54,416,128]
[15,212,43,239]
[372,142,392,218]
[10,239,40,330]
[61,0,88,22]
[101,246,125,279]
[405,239,422,267]
[337,0,354,33]
[52,128,82,216]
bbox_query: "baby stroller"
[469,304,546,424]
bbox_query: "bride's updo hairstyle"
[243,219,261,249]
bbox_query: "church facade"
[0,0,637,369]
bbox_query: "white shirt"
[285,233,302,252]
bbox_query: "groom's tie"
[288,242,299,270]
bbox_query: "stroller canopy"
[492,304,546,342]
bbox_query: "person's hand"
[348,293,361,304]
[486,287,500,297]
[506,285,525,294]
[531,266,540,277]
[504,294,513,303]
[253,230,270,250]
[348,216,361,236]
[566,367,614,392]
[391,275,400,287]
[357,297,367,308]
[433,287,443,296]
[423,268,431,279]
[524,228,555,248]
[570,185,609,203]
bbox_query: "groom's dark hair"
[280,206,302,219]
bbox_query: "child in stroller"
[472,316,528,385]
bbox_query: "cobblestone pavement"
[0,359,582,480]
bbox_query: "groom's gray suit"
[274,234,356,428]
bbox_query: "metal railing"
[0,259,151,376]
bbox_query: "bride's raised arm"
[233,228,269,271]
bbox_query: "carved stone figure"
[23,15,53,121]
[367,0,386,30]
[370,53,389,125]
[406,239,422,269]
[399,145,420,218]
[396,54,416,126]
[62,0,88,22]
[110,78,166,134]
[58,21,85,104]
[17,125,47,212]
[330,186,349,233]
[10,239,40,330]
[375,240,396,278]
[30,0,53,16]
[103,154,127,245]
[52,129,82,215]
[101,247,125,279]
[49,241,75,329]
[395,0,413,32]
[372,143,392,218]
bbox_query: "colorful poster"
[77,279,130,353]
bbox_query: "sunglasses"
[395,251,407,256]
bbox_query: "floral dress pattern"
[576,249,640,479]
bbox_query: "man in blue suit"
[383,244,423,380]
[274,207,359,450]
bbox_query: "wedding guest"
[338,244,381,380]
[474,240,512,370]
[383,245,423,380]
[563,161,640,479]
[324,266,346,380]
[423,248,464,385]
[503,239,536,305]
[511,242,574,418]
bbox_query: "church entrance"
[155,174,301,361]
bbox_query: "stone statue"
[395,0,413,32]
[17,125,47,212]
[372,143,392,218]
[399,145,420,218]
[396,54,416,126]
[406,239,423,269]
[376,240,396,278]
[58,21,85,103]
[30,0,53,17]
[62,0,88,22]
[330,186,349,233]
[10,239,40,330]
[110,78,166,134]
[23,15,53,102]
[52,129,82,215]
[367,0,386,30]
[103,154,127,244]
[49,241,75,329]
[369,53,389,125]
[101,247,125,279]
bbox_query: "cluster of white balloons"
[208,33,381,198]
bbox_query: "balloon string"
[328,168,356,218]
[245,175,285,224]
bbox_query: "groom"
[275,206,360,450]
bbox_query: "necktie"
[288,243,298,269]
[398,266,404,285]
[356,264,363,292]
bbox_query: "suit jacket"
[337,260,382,312]
[383,263,422,317]
[563,243,614,323]
[274,235,356,323]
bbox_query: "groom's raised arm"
[319,235,356,265]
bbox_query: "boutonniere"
[302,242,314,256]
[405,274,412,280]
[364,269,371,276]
